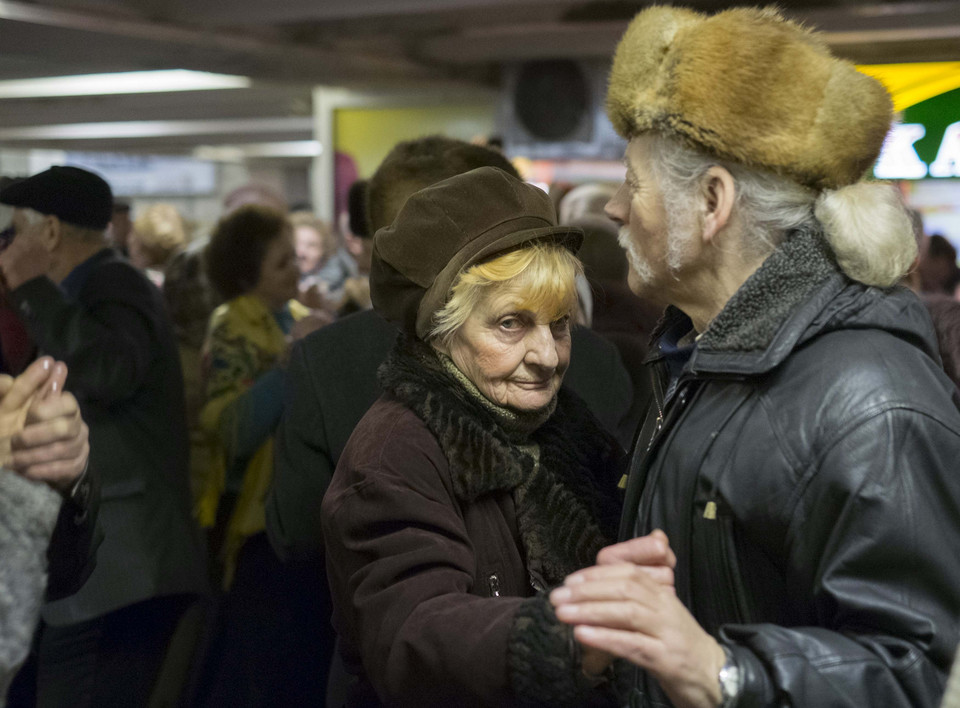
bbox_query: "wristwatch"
[64,460,93,523]
[717,645,742,707]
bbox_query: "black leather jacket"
[620,230,960,707]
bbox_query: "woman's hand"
[0,356,59,465]
[551,531,725,708]
[341,277,371,310]
[297,283,329,311]
[290,312,332,341]
[0,357,90,493]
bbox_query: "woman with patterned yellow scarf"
[195,204,326,707]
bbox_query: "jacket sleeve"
[721,406,960,708]
[10,270,157,404]
[321,413,612,707]
[45,463,102,601]
[265,339,333,561]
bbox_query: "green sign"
[874,87,960,180]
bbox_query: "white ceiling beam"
[0,117,313,140]
[156,0,568,24]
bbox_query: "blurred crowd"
[0,5,959,708]
[0,134,663,707]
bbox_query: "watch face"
[719,662,742,703]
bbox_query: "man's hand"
[13,392,89,493]
[0,229,52,291]
[0,357,90,493]
[550,530,725,708]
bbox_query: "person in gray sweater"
[0,356,94,704]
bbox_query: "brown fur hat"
[606,6,893,189]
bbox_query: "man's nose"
[604,182,629,226]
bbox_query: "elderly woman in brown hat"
[320,166,636,707]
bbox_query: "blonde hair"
[290,211,336,261]
[133,203,187,266]
[429,241,582,345]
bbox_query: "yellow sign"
[858,62,960,113]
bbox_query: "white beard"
[619,221,696,288]
[618,225,655,286]
[665,221,695,273]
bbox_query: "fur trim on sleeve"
[507,594,620,707]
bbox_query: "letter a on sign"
[874,124,928,180]
[929,122,960,178]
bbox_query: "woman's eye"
[551,315,571,332]
[499,317,520,330]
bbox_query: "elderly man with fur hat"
[548,6,960,708]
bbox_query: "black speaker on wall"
[499,58,624,160]
[514,60,591,142]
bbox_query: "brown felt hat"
[606,6,893,189]
[370,166,583,340]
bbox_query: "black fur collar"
[378,335,624,586]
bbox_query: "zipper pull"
[703,501,718,520]
[487,573,501,597]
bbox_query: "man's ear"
[700,166,736,244]
[39,216,62,252]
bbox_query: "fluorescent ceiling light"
[0,117,312,140]
[194,141,323,161]
[0,70,251,98]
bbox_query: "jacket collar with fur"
[649,226,939,377]
[378,335,623,586]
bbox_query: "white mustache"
[617,225,632,249]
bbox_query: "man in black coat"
[266,136,634,561]
[547,7,960,708]
[0,166,207,707]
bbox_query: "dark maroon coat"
[322,339,624,707]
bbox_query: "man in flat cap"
[0,166,207,706]
[546,7,960,708]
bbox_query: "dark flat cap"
[0,166,113,230]
[371,166,582,339]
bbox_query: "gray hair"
[18,207,47,226]
[646,133,916,286]
[19,207,104,243]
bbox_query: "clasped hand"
[0,357,90,493]
[550,530,726,708]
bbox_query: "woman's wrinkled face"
[252,229,300,310]
[442,287,572,412]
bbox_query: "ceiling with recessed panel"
[1,0,958,156]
